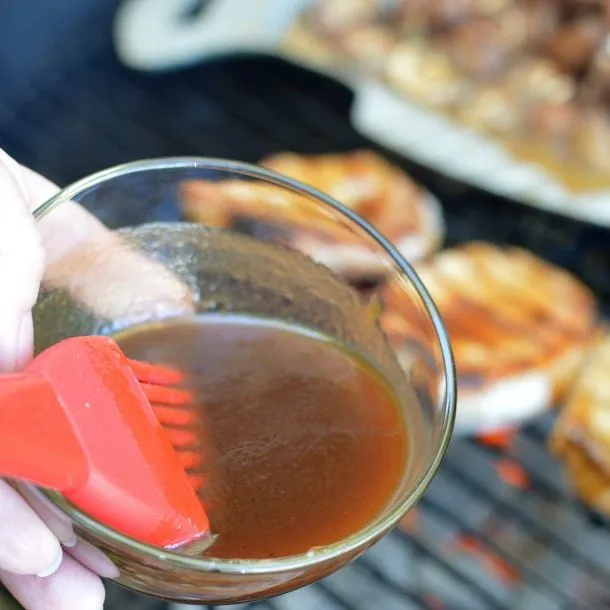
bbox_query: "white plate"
[113,0,610,228]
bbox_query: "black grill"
[1,2,609,609]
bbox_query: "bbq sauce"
[114,313,408,559]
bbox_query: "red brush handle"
[0,373,89,491]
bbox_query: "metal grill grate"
[1,4,609,610]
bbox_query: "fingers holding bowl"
[0,553,105,610]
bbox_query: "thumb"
[0,155,45,373]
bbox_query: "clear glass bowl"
[30,158,455,604]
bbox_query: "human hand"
[0,148,195,609]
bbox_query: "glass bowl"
[30,158,455,604]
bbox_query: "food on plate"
[550,334,610,516]
[339,25,398,70]
[289,0,610,191]
[308,0,380,33]
[380,242,599,433]
[545,16,603,74]
[385,37,469,108]
[396,0,514,31]
[179,151,444,278]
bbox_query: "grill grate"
[1,4,609,610]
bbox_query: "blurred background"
[1,1,610,608]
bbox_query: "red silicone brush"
[0,335,209,549]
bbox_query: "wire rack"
[1,3,609,610]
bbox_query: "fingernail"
[66,539,120,579]
[36,547,62,578]
[0,311,21,373]
[61,532,78,548]
[15,313,33,371]
[0,312,33,373]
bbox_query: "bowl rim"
[33,156,456,574]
